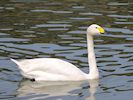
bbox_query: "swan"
[11,24,104,81]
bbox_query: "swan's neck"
[86,34,99,79]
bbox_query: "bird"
[11,24,105,81]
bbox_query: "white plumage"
[11,24,105,81]
[11,58,87,81]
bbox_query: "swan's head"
[87,24,105,35]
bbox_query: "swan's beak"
[98,27,105,34]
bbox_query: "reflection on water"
[0,0,133,100]
[17,80,99,100]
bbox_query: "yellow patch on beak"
[98,27,105,34]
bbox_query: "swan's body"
[11,24,104,81]
[11,58,88,81]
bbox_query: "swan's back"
[11,58,87,81]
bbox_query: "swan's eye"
[96,27,98,29]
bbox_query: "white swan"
[11,24,104,81]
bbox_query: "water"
[0,0,132,100]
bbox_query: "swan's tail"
[10,58,21,67]
[10,58,25,75]
[10,58,23,71]
[10,58,34,79]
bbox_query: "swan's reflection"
[16,79,99,100]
